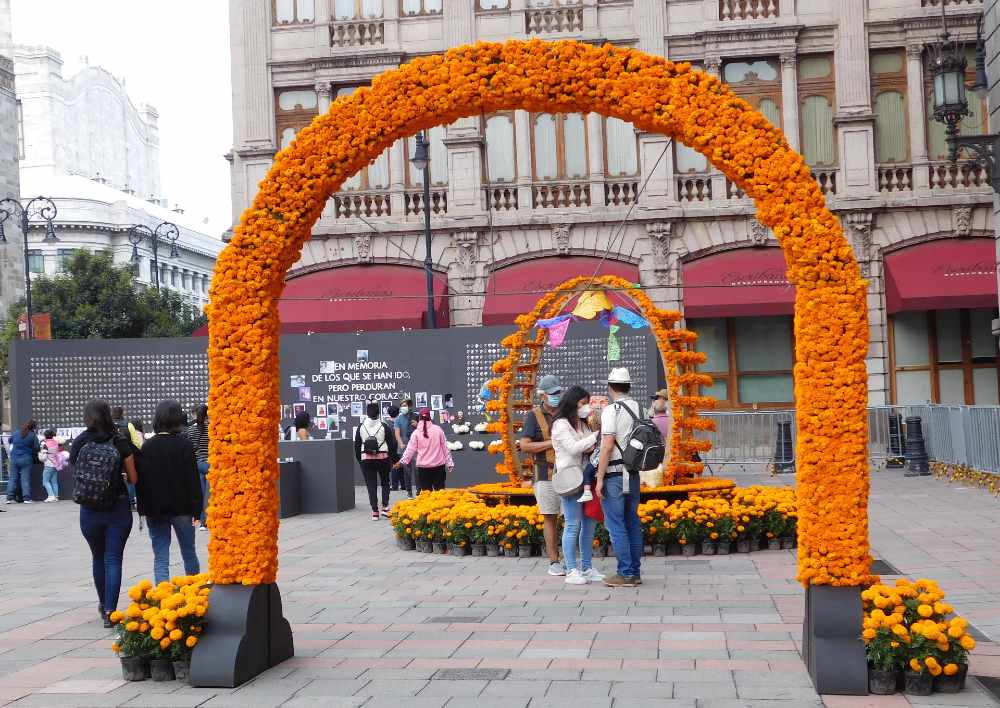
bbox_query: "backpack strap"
[611,400,639,458]
[532,407,556,465]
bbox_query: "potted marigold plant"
[469,518,489,556]
[862,621,906,694]
[764,509,786,551]
[111,607,154,681]
[485,521,501,557]
[676,514,702,557]
[593,522,610,556]
[934,616,974,692]
[712,515,734,554]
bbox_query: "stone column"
[312,0,330,50]
[587,112,606,207]
[780,52,800,152]
[637,133,674,207]
[389,138,406,219]
[514,109,533,209]
[444,0,474,48]
[844,211,888,404]
[316,81,332,114]
[582,0,599,34]
[448,231,487,326]
[640,221,682,311]
[634,0,667,56]
[833,0,877,197]
[445,122,486,215]
[905,43,931,192]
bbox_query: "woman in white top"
[551,385,604,585]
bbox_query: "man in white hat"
[595,367,643,588]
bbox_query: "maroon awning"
[683,247,795,318]
[884,238,998,313]
[481,257,640,326]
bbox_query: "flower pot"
[486,544,500,557]
[397,536,415,550]
[450,543,468,556]
[471,544,486,557]
[518,544,533,557]
[904,670,933,696]
[868,667,899,695]
[667,543,682,556]
[681,543,697,557]
[172,659,190,681]
[432,541,447,554]
[652,544,666,557]
[780,536,794,550]
[716,541,731,555]
[149,658,175,682]
[934,665,967,693]
[701,541,716,555]
[736,539,751,553]
[503,546,517,557]
[415,540,431,553]
[767,539,781,551]
[120,656,147,682]
[753,538,764,551]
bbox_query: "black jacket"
[135,433,203,518]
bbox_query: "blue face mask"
[546,394,561,407]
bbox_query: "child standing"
[40,430,67,502]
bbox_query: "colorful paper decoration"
[537,313,572,328]
[612,306,649,329]
[572,289,613,320]
[548,317,572,347]
[607,324,621,361]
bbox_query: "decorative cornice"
[233,145,277,160]
[693,24,803,50]
[270,52,407,74]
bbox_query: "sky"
[11,0,233,237]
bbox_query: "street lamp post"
[410,131,437,329]
[0,197,59,339]
[128,221,180,291]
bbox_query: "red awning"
[683,248,795,319]
[481,257,640,326]
[276,264,449,333]
[884,238,998,313]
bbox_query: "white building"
[229,0,997,408]
[0,0,22,316]
[10,44,222,311]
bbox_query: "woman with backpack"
[136,400,203,584]
[354,402,398,520]
[395,408,454,493]
[5,419,40,504]
[70,400,138,627]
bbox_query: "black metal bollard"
[886,414,905,468]
[772,420,795,474]
[903,416,930,476]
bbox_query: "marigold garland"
[207,39,870,588]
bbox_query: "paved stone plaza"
[1,469,999,708]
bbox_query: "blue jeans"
[601,472,643,578]
[147,515,200,584]
[79,496,133,613]
[197,461,210,525]
[560,495,596,572]
[6,458,33,501]
[42,466,59,498]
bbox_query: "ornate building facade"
[0,0,22,316]
[229,0,997,408]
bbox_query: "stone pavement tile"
[279,698,366,708]
[697,700,823,708]
[354,679,428,696]
[417,679,488,697]
[609,700,695,708]
[546,681,611,697]
[284,665,367,680]
[358,667,437,681]
[528,699,613,708]
[445,699,529,708]
[361,699,447,708]
[904,682,1000,706]
[119,695,211,707]
[656,669,734,684]
[698,660,769,671]
[406,659,480,671]
[549,659,621,670]
[581,670,658,683]
[607,682,674,698]
[36,680,125,694]
[507,670,581,682]
[732,670,815,687]
[480,679,549,698]
[735,684,822,700]
[821,695,912,707]
[8,692,140,707]
[292,678,369,696]
[672,681,738,698]
[523,649,590,660]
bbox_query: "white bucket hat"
[608,367,631,384]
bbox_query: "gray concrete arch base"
[803,585,870,695]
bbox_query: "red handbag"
[583,484,604,522]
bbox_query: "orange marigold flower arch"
[206,39,872,590]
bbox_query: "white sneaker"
[23,500,33,504]
[577,487,593,502]
[565,569,588,585]
[547,561,566,577]
[582,567,605,582]
[45,496,56,503]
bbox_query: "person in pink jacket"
[394,408,453,492]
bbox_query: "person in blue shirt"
[393,398,416,497]
[5,419,40,504]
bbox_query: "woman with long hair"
[136,400,203,584]
[395,408,453,492]
[186,404,210,530]
[70,400,138,626]
[551,385,602,585]
[5,419,39,503]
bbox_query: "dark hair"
[400,398,412,406]
[366,403,380,419]
[153,399,187,434]
[609,382,631,395]
[419,408,432,437]
[387,406,400,418]
[111,406,124,421]
[131,419,145,433]
[554,385,591,430]
[294,412,310,429]
[43,428,56,439]
[83,400,116,436]
[194,404,208,430]
[19,419,37,437]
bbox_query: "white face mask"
[399,406,410,415]
[578,404,592,419]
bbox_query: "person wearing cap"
[649,388,673,444]
[595,367,644,588]
[519,374,565,577]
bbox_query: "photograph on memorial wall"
[316,404,327,418]
[290,375,305,388]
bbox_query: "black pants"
[390,459,413,494]
[417,465,447,492]
[361,459,391,512]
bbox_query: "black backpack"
[361,421,386,454]
[73,439,122,510]
[613,401,665,474]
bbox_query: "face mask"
[546,394,561,407]
[578,405,592,419]
[399,407,409,415]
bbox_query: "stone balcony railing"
[676,174,713,202]
[330,19,385,47]
[812,167,837,196]
[878,164,914,193]
[928,161,989,191]
[332,191,392,218]
[921,0,981,6]
[605,179,639,207]
[525,2,584,34]
[485,185,519,211]
[720,0,778,20]
[404,189,448,216]
[532,182,591,208]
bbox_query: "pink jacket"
[400,422,454,469]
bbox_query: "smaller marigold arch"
[482,275,715,486]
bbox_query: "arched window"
[605,117,638,176]
[531,113,588,180]
[870,49,909,163]
[797,55,836,167]
[275,88,318,150]
[483,114,516,182]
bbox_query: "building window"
[406,126,448,185]
[15,100,24,160]
[334,0,383,19]
[483,113,516,183]
[57,249,75,271]
[798,55,836,167]
[605,118,638,177]
[722,59,782,127]
[890,308,999,404]
[689,315,796,408]
[531,113,588,181]
[27,250,44,274]
[171,269,179,287]
[274,0,314,24]
[926,46,987,160]
[477,0,509,8]
[275,88,319,150]
[870,49,909,163]
[400,0,442,15]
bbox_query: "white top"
[601,398,641,464]
[551,417,599,477]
